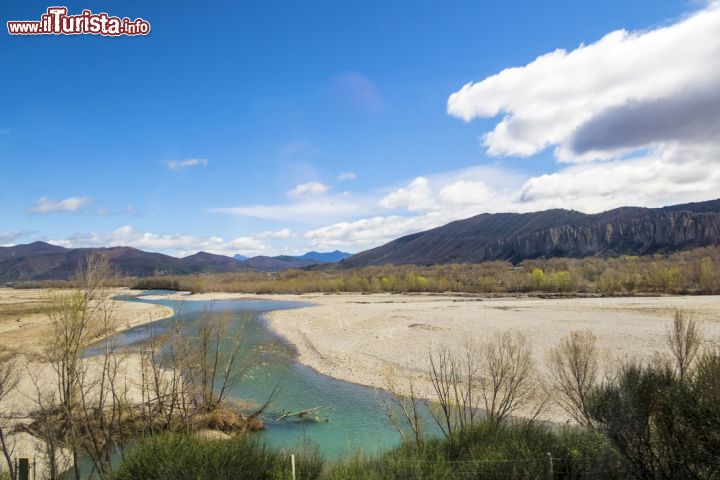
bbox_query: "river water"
[106,291,428,459]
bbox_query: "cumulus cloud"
[162,158,208,171]
[337,172,357,181]
[378,177,436,212]
[28,196,91,213]
[438,180,494,206]
[51,226,267,257]
[569,88,720,155]
[518,143,720,212]
[287,182,330,198]
[447,4,720,162]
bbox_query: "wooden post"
[18,458,29,480]
[290,454,296,480]
[546,452,553,480]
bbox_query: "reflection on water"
[103,291,435,459]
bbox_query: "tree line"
[132,246,720,295]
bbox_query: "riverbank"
[0,287,173,352]
[141,291,720,422]
[0,287,174,476]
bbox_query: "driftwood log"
[274,406,325,422]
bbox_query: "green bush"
[111,433,324,480]
[326,420,623,479]
[588,352,720,479]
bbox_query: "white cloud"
[0,230,27,245]
[438,180,494,206]
[378,177,436,212]
[518,142,720,212]
[305,166,524,250]
[209,199,362,222]
[305,215,441,250]
[162,158,208,171]
[28,196,91,213]
[287,182,330,198]
[256,228,294,239]
[51,226,267,258]
[337,172,357,181]
[447,4,720,162]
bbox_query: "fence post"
[17,458,29,480]
[290,453,296,480]
[546,452,553,480]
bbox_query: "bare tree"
[428,344,462,439]
[173,308,254,417]
[25,365,71,480]
[666,310,703,380]
[40,253,126,479]
[380,368,424,446]
[427,333,539,439]
[546,330,600,427]
[480,331,538,423]
[22,254,263,478]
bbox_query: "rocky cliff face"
[486,211,720,262]
[343,199,720,267]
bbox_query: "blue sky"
[2,0,719,257]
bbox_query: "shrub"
[587,352,720,479]
[111,433,324,480]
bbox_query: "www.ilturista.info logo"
[7,7,150,36]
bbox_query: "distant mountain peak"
[295,250,352,263]
[231,250,353,271]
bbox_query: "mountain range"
[2,199,718,282]
[341,199,720,267]
[0,243,351,282]
[233,250,351,267]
